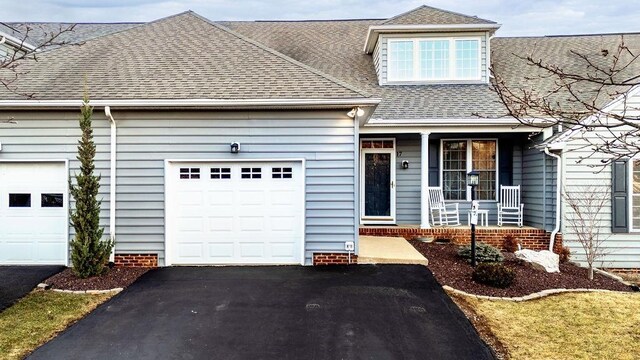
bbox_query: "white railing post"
[421,132,431,229]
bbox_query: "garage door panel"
[169,161,303,265]
[0,162,67,265]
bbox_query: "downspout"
[544,146,562,252]
[105,106,117,264]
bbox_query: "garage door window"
[241,168,261,179]
[211,168,231,179]
[272,167,292,179]
[41,193,64,207]
[9,193,31,207]
[179,168,200,179]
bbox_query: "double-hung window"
[442,139,497,201]
[631,160,640,230]
[388,37,481,82]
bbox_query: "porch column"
[421,132,431,229]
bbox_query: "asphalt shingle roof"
[0,12,368,100]
[221,19,640,119]
[382,5,496,26]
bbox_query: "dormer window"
[387,37,481,82]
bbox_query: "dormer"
[364,5,500,85]
[0,23,36,60]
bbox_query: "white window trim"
[629,159,640,232]
[387,36,482,83]
[439,139,499,202]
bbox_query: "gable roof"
[382,5,496,25]
[0,12,370,102]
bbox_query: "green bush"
[472,263,515,288]
[458,242,504,263]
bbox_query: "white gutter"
[544,144,564,252]
[105,106,117,263]
[0,98,381,108]
[0,31,37,51]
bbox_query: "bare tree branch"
[489,36,640,166]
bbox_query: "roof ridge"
[32,11,198,55]
[189,12,371,98]
[382,4,496,25]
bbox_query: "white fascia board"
[550,85,640,145]
[363,24,501,53]
[0,98,381,109]
[360,125,539,134]
[366,117,543,128]
[0,30,36,51]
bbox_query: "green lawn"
[0,291,111,360]
[459,292,640,360]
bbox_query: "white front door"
[0,162,68,265]
[166,161,305,265]
[360,139,396,224]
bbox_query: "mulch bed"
[44,267,150,291]
[409,240,632,297]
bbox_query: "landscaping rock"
[515,249,560,273]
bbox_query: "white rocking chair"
[427,186,460,226]
[497,185,524,227]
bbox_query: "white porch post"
[420,132,431,229]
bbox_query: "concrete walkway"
[359,236,428,266]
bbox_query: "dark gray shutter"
[611,159,629,233]
[428,139,439,186]
[498,139,513,186]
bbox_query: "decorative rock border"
[442,285,624,302]
[37,283,123,295]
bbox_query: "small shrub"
[472,263,515,288]
[458,242,504,263]
[559,246,571,263]
[503,235,521,253]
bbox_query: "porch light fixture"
[230,142,240,154]
[402,160,409,169]
[467,170,480,267]
[467,170,479,187]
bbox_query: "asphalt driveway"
[29,265,493,360]
[0,265,64,311]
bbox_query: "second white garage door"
[166,161,304,265]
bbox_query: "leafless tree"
[490,36,640,166]
[1,23,76,105]
[563,185,610,280]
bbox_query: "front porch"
[359,225,563,252]
[358,131,559,234]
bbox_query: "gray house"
[0,5,638,268]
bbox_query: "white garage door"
[167,161,304,265]
[0,162,68,265]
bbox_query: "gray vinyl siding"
[0,110,357,266]
[379,32,489,85]
[562,91,640,268]
[373,40,382,85]
[396,136,421,224]
[521,137,557,231]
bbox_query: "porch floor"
[358,236,429,266]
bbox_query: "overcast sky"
[1,0,638,37]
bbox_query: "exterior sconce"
[402,160,409,169]
[230,142,240,154]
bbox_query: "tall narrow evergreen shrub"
[69,96,113,278]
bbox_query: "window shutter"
[611,159,629,233]
[498,139,513,186]
[428,140,439,186]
